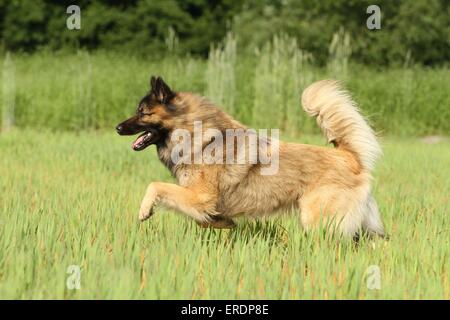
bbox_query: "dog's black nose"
[116,125,123,133]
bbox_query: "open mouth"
[132,130,158,151]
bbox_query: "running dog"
[116,76,384,237]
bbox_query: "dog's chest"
[175,167,196,187]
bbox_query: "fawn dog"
[116,76,384,237]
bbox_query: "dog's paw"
[196,215,236,229]
[139,202,155,222]
[211,217,236,229]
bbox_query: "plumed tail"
[301,80,381,172]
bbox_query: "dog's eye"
[140,112,154,117]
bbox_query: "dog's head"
[116,76,178,151]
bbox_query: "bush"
[0,0,448,66]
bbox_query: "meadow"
[0,33,449,299]
[0,130,448,299]
[0,35,449,136]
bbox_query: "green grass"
[0,130,448,299]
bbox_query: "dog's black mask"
[116,76,175,151]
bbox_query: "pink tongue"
[132,135,146,149]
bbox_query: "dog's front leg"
[139,182,159,221]
[139,182,217,223]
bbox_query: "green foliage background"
[0,0,449,66]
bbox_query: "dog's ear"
[150,76,175,104]
[150,76,157,91]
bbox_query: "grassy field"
[0,130,448,299]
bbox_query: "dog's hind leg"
[299,186,368,237]
[139,182,218,224]
[361,193,385,237]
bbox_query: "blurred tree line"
[0,0,448,66]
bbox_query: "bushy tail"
[301,80,381,172]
